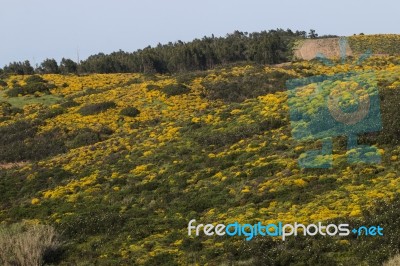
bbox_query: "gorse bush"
[377,87,400,145]
[201,69,295,102]
[0,223,61,266]
[0,120,65,162]
[0,102,22,117]
[189,119,285,148]
[60,210,127,239]
[124,77,143,85]
[60,99,80,108]
[5,86,24,97]
[67,129,102,149]
[146,84,161,91]
[175,71,208,85]
[145,83,190,96]
[120,106,140,117]
[78,101,117,116]
[25,75,46,84]
[360,87,400,146]
[163,83,190,96]
[5,75,52,97]
[66,127,113,149]
[0,106,114,162]
[0,119,38,145]
[0,80,7,87]
[37,106,65,120]
[23,82,51,95]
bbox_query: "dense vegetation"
[2,32,399,78]
[349,34,400,55]
[0,29,315,76]
[0,50,400,264]
[5,75,55,97]
[78,29,304,74]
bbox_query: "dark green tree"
[4,29,309,75]
[59,58,78,74]
[38,58,59,74]
[3,60,34,75]
[308,29,318,39]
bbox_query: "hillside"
[0,40,400,264]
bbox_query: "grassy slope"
[0,93,61,108]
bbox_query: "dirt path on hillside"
[0,161,28,169]
[294,38,353,60]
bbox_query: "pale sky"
[0,0,398,66]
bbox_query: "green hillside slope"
[0,54,400,265]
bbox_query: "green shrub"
[120,107,140,117]
[78,101,117,116]
[37,106,65,120]
[25,75,46,84]
[46,83,57,90]
[163,83,190,96]
[0,121,68,162]
[68,130,100,148]
[66,127,113,149]
[5,76,52,97]
[60,99,80,108]
[144,252,178,266]
[124,77,143,85]
[0,120,38,145]
[202,69,295,102]
[0,102,22,116]
[146,83,190,96]
[60,210,127,238]
[23,82,50,95]
[190,119,285,148]
[0,80,7,87]
[377,88,400,145]
[175,71,208,85]
[26,128,68,159]
[146,84,161,91]
[5,86,24,97]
